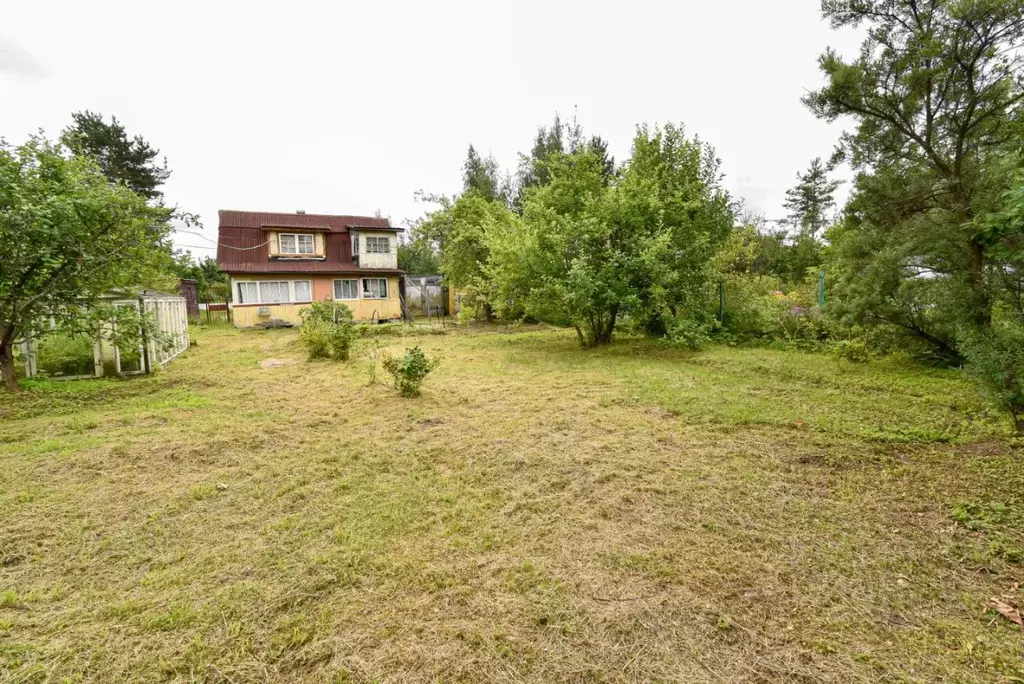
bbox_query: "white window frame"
[258,281,290,304]
[293,280,312,303]
[365,236,390,254]
[236,281,258,304]
[362,277,388,299]
[234,280,312,305]
[334,279,359,300]
[279,233,315,255]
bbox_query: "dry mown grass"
[1,324,1023,683]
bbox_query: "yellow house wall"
[231,275,401,327]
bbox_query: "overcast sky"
[2,0,861,259]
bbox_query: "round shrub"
[382,346,440,397]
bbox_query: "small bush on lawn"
[382,346,440,397]
[299,302,355,361]
[832,339,870,363]
[660,317,712,350]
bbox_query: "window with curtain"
[334,279,358,300]
[293,281,312,302]
[362,278,388,299]
[237,282,258,304]
[258,281,289,303]
[279,233,314,255]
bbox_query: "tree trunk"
[483,302,494,323]
[574,325,586,348]
[0,324,19,392]
[968,239,991,328]
[592,306,619,346]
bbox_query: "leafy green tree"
[806,0,1024,344]
[62,110,192,293]
[719,220,810,283]
[490,146,633,344]
[962,143,1024,430]
[396,226,442,275]
[783,158,839,241]
[513,115,615,210]
[0,135,171,391]
[515,115,565,201]
[781,158,840,279]
[61,111,171,203]
[488,123,732,346]
[587,134,616,184]
[170,252,228,301]
[462,145,505,203]
[418,193,520,320]
[623,123,733,324]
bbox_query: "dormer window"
[366,236,390,254]
[279,233,314,255]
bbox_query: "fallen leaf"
[990,598,1023,628]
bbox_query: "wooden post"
[717,279,725,323]
[138,298,151,375]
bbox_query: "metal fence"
[405,276,447,317]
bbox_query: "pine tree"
[514,115,615,210]
[462,145,503,203]
[61,111,171,203]
[514,115,565,207]
[782,158,839,241]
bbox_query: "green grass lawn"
[1,324,1023,683]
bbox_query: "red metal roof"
[217,210,405,275]
[258,222,334,231]
[219,209,396,232]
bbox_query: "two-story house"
[215,210,404,327]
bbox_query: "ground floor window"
[237,282,258,304]
[235,280,312,305]
[362,278,388,299]
[258,281,289,304]
[334,279,358,300]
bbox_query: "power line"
[172,228,269,251]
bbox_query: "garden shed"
[17,289,191,380]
